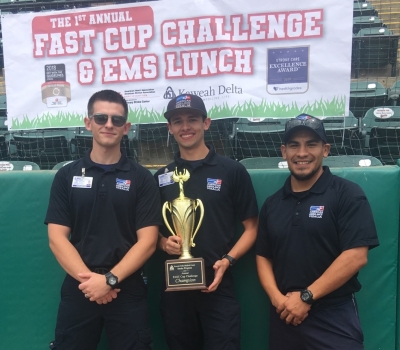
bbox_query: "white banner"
[2,0,353,130]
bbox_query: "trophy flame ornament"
[162,168,204,259]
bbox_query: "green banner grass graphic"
[10,96,346,130]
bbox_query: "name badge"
[158,172,174,187]
[72,176,93,188]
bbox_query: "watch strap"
[222,254,236,267]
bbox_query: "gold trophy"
[162,168,206,291]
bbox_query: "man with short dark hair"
[256,113,379,350]
[45,89,162,350]
[155,93,259,350]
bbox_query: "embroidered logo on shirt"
[207,178,222,191]
[116,178,131,191]
[309,206,324,218]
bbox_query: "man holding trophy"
[155,94,259,350]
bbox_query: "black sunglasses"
[90,113,127,127]
[285,117,323,132]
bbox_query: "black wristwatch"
[222,254,236,267]
[300,289,314,305]
[105,272,119,289]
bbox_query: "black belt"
[90,267,110,275]
[312,294,353,308]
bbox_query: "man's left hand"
[279,291,310,325]
[202,258,230,293]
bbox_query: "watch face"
[300,290,313,304]
[301,293,310,302]
[109,276,117,285]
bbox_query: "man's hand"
[95,289,121,304]
[202,258,230,293]
[279,292,310,326]
[162,235,183,256]
[78,272,113,302]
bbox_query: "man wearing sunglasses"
[154,94,258,350]
[255,114,379,349]
[45,89,162,350]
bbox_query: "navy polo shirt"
[45,150,163,268]
[154,146,258,269]
[256,167,379,299]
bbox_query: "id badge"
[72,176,93,188]
[158,172,174,187]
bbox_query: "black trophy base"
[165,257,207,291]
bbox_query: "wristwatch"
[105,272,119,289]
[300,289,314,305]
[222,254,236,267]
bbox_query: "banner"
[1,0,353,130]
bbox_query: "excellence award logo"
[41,64,71,107]
[267,46,309,95]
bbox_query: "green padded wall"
[0,167,398,349]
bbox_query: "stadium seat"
[353,2,378,18]
[0,160,40,171]
[353,16,385,34]
[11,133,71,170]
[349,81,388,118]
[322,155,382,167]
[388,80,400,106]
[352,28,399,78]
[362,106,400,164]
[239,157,288,169]
[52,160,74,170]
[239,155,382,169]
[322,113,363,155]
[233,117,288,160]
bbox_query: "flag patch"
[309,206,324,218]
[116,178,131,191]
[207,178,222,191]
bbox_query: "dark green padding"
[0,167,397,350]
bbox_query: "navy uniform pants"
[51,273,151,350]
[160,271,241,350]
[269,294,364,350]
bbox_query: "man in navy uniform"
[45,90,162,350]
[155,94,259,350]
[256,114,379,350]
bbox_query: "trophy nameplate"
[162,168,206,291]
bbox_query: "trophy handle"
[162,202,176,236]
[191,199,204,247]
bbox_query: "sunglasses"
[285,117,324,132]
[90,113,127,127]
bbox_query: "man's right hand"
[95,289,121,305]
[162,235,183,256]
